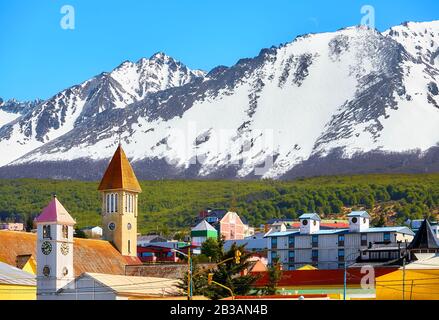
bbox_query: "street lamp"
[343,250,361,301]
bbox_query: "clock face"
[302,219,308,226]
[41,241,52,255]
[108,222,116,231]
[60,242,69,256]
[43,265,51,277]
[352,217,358,224]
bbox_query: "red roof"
[252,268,398,287]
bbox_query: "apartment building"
[266,212,415,270]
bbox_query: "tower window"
[62,225,68,239]
[43,225,51,239]
[128,240,131,254]
[106,193,119,213]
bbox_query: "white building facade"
[266,212,415,270]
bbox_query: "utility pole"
[187,244,192,300]
[343,260,347,301]
[402,255,406,301]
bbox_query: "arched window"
[110,194,114,213]
[114,193,118,213]
[43,225,51,239]
[106,194,110,213]
[62,225,68,239]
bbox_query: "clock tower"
[35,196,76,300]
[98,144,142,257]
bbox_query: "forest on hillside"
[0,174,438,236]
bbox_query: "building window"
[125,194,134,213]
[288,251,295,263]
[43,225,51,239]
[312,249,318,262]
[62,225,68,239]
[338,234,345,247]
[383,232,391,243]
[312,235,318,248]
[288,265,295,271]
[271,251,277,260]
[106,193,119,213]
[338,263,345,269]
[338,249,345,262]
[128,240,131,254]
[271,237,277,249]
[361,234,367,246]
[288,235,295,248]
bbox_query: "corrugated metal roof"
[192,220,217,232]
[266,226,415,237]
[73,273,183,297]
[0,261,36,286]
[347,211,370,218]
[299,213,321,221]
[0,231,140,276]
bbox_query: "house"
[0,222,24,231]
[137,245,180,263]
[15,254,37,275]
[137,235,168,247]
[80,226,103,239]
[195,209,248,241]
[0,261,36,300]
[374,220,439,300]
[406,219,439,239]
[191,220,218,246]
[224,233,268,255]
[265,212,415,270]
[57,273,182,300]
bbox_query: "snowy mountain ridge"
[1,21,438,180]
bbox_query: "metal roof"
[347,211,370,218]
[70,273,183,297]
[266,226,415,237]
[299,213,321,221]
[0,261,36,286]
[192,220,217,232]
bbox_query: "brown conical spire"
[98,145,142,193]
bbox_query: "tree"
[201,238,223,263]
[263,257,282,295]
[178,242,259,300]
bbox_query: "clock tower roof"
[35,196,76,225]
[98,145,142,193]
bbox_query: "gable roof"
[0,261,36,286]
[98,145,142,193]
[299,213,321,221]
[0,231,140,276]
[408,219,439,250]
[192,220,217,232]
[35,197,76,225]
[348,211,370,218]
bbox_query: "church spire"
[98,145,142,193]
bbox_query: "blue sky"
[1,0,438,101]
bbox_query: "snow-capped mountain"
[0,53,205,167]
[0,98,41,128]
[1,21,438,180]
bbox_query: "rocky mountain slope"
[1,21,438,180]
